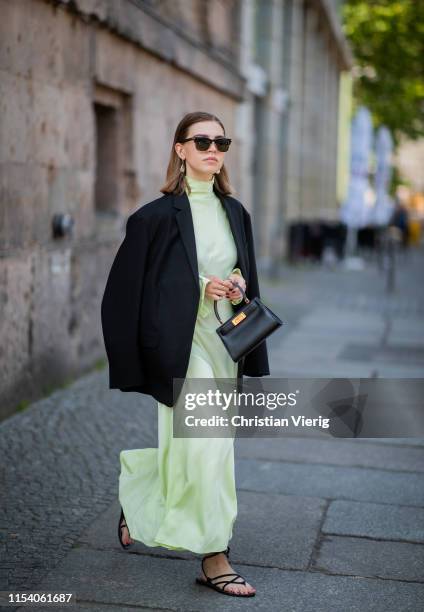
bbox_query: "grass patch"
[93,357,107,371]
[15,399,30,413]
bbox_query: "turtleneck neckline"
[185,174,215,196]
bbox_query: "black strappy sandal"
[118,506,134,550]
[195,546,256,597]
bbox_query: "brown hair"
[160,111,234,196]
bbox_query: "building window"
[94,102,119,215]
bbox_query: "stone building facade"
[0,0,351,418]
[238,0,352,264]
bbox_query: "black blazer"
[100,187,270,407]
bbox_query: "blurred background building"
[0,0,352,416]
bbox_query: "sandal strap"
[208,573,247,590]
[221,577,248,590]
[118,507,134,549]
[119,512,131,537]
[203,551,221,560]
[208,572,245,582]
[201,546,230,576]
[202,546,229,560]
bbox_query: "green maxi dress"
[118,174,244,554]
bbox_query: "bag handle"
[213,280,250,324]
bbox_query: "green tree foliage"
[342,0,424,145]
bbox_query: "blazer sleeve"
[242,207,270,377]
[101,213,149,389]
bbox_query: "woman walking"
[101,111,269,597]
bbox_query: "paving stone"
[35,548,424,612]
[235,437,424,472]
[79,491,325,571]
[323,500,424,543]
[77,501,194,561]
[236,458,424,506]
[43,608,152,612]
[314,535,424,582]
[7,604,141,612]
[232,490,325,570]
[0,371,157,592]
[355,438,424,448]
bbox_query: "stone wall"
[0,0,243,418]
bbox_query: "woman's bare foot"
[199,552,256,596]
[120,518,135,546]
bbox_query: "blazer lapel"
[172,189,248,289]
[173,191,200,289]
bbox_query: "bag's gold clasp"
[231,312,246,326]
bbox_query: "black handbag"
[214,280,285,362]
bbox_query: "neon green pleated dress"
[118,174,244,554]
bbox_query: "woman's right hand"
[204,275,233,301]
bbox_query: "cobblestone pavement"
[1,246,423,611]
[0,375,157,598]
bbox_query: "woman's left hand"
[226,273,246,301]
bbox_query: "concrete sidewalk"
[1,247,424,611]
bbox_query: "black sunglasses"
[181,136,232,152]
